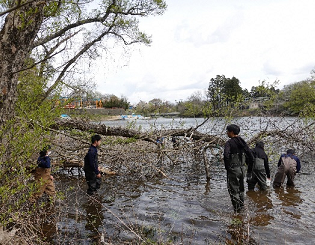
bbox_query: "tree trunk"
[0,2,44,124]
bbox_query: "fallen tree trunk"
[51,118,226,146]
[46,117,315,184]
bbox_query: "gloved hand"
[266,178,271,187]
[246,172,253,182]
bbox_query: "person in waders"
[84,135,102,195]
[32,145,56,202]
[247,141,271,191]
[224,124,254,212]
[273,149,301,188]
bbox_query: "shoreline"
[90,115,122,121]
[102,115,122,121]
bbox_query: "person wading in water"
[83,135,102,195]
[247,141,271,191]
[224,124,254,212]
[273,149,301,188]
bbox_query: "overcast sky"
[93,0,315,104]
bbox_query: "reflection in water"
[247,190,274,226]
[226,214,258,245]
[274,187,303,219]
[40,203,57,241]
[52,168,315,244]
[51,126,315,245]
[83,196,104,243]
[204,180,210,195]
[275,187,302,207]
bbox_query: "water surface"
[49,117,315,244]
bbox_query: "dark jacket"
[278,153,301,173]
[251,145,270,178]
[84,145,99,175]
[37,156,51,168]
[224,136,254,172]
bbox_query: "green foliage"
[179,101,204,117]
[222,76,243,103]
[134,99,174,116]
[0,65,61,233]
[250,80,280,99]
[207,75,244,115]
[283,80,315,116]
[102,95,130,110]
[231,218,243,225]
[126,120,137,130]
[179,91,207,117]
[300,103,315,118]
[207,75,225,111]
[17,71,61,127]
[249,80,280,112]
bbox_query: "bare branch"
[41,18,118,100]
[33,1,115,47]
[108,31,147,45]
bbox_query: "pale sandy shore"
[105,115,122,121]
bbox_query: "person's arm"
[244,145,254,173]
[223,141,230,170]
[264,154,271,179]
[277,156,282,167]
[295,156,301,173]
[95,152,101,178]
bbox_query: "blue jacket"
[278,153,301,173]
[37,156,51,168]
[86,145,99,174]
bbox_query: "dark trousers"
[227,166,246,212]
[85,170,101,195]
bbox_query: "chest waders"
[227,153,246,212]
[273,156,297,187]
[248,157,267,190]
[32,167,56,201]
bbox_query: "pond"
[47,117,315,244]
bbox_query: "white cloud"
[95,0,315,104]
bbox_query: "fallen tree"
[2,115,315,244]
[51,117,226,145]
[46,116,315,183]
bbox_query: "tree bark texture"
[0,2,45,123]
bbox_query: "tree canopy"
[282,80,315,115]
[207,75,243,115]
[0,0,167,123]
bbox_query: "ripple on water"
[52,152,315,244]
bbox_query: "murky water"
[47,117,315,244]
